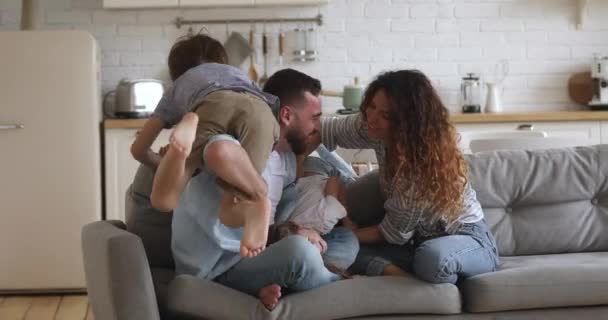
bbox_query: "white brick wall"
[2,0,608,113]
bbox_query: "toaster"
[114,79,165,118]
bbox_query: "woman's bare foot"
[169,112,198,158]
[258,284,281,311]
[236,197,271,257]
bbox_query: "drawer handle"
[0,124,24,130]
[517,124,533,131]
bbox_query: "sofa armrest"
[82,220,160,320]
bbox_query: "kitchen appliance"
[0,30,102,292]
[460,73,482,113]
[321,77,364,114]
[113,78,164,118]
[589,54,608,110]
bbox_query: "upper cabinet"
[103,0,325,9]
[103,0,178,9]
[254,0,326,5]
[180,0,253,7]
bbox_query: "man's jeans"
[322,227,360,270]
[214,227,359,296]
[350,219,500,284]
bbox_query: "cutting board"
[568,72,593,105]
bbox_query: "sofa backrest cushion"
[467,145,608,256]
[126,165,174,269]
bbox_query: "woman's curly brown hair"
[361,70,468,224]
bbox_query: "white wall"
[1,0,608,113]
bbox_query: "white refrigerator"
[0,31,102,292]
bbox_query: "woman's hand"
[341,216,358,231]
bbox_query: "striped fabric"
[321,114,484,245]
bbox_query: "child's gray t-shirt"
[152,63,279,128]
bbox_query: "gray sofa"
[82,145,608,320]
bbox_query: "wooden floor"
[0,295,94,320]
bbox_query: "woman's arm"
[377,182,424,245]
[130,118,164,169]
[354,225,385,244]
[321,114,377,151]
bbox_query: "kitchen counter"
[103,111,608,129]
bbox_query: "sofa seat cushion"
[168,275,271,320]
[462,252,608,313]
[169,275,460,320]
[150,267,174,316]
[272,276,460,320]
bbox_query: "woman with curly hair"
[321,70,499,283]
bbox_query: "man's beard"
[286,126,307,155]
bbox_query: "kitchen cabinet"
[103,0,325,8]
[103,117,604,221]
[456,121,601,153]
[180,0,326,7]
[600,121,608,144]
[179,0,253,7]
[103,0,178,9]
[104,128,170,221]
[254,0,327,5]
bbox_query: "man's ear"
[279,106,292,126]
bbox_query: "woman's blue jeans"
[350,219,499,284]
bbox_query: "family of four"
[127,33,500,311]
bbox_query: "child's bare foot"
[258,284,281,311]
[383,264,412,277]
[218,192,242,228]
[238,197,271,257]
[169,112,198,158]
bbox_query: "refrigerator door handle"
[0,124,25,130]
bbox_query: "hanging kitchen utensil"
[248,28,258,82]
[292,27,317,62]
[224,32,252,67]
[278,21,285,67]
[259,24,269,86]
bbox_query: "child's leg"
[338,182,348,209]
[192,91,279,257]
[324,176,342,199]
[150,112,199,212]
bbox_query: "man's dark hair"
[263,69,322,108]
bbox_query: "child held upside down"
[269,131,358,255]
